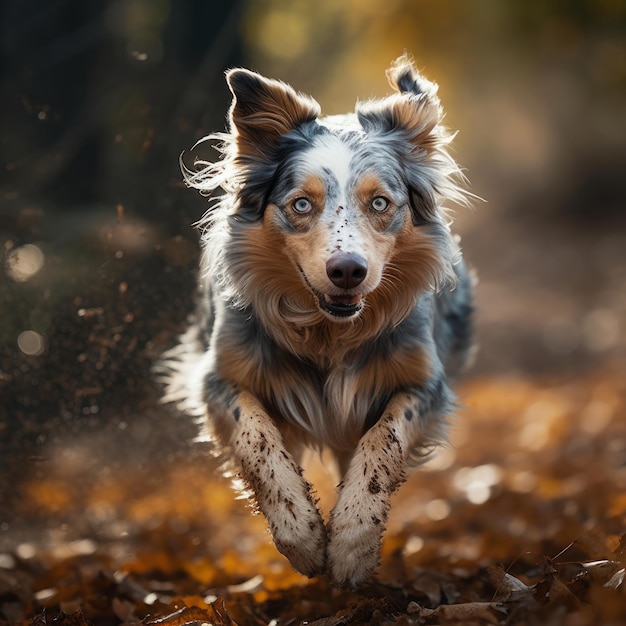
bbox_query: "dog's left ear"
[357,55,456,224]
[226,69,320,161]
[357,57,444,153]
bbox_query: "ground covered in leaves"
[1,370,625,625]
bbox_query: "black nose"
[326,253,368,289]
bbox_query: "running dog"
[164,54,474,587]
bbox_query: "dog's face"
[263,131,414,321]
[195,58,467,329]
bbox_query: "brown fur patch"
[299,174,327,205]
[355,173,386,203]
[238,207,315,306]
[390,217,446,288]
[356,345,430,397]
[388,95,442,151]
[215,333,262,397]
[366,214,445,326]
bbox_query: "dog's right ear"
[226,69,320,161]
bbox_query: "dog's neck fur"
[253,296,414,368]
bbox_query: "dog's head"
[188,55,469,333]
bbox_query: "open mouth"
[317,292,364,318]
[297,266,364,318]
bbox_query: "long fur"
[162,54,474,587]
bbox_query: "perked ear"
[226,68,320,160]
[357,54,444,156]
[385,53,440,100]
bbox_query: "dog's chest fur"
[212,300,433,452]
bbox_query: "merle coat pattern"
[163,55,473,587]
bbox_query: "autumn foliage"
[2,371,624,625]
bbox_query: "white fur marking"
[305,135,371,257]
[305,135,353,201]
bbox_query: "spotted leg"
[327,380,451,587]
[206,380,327,577]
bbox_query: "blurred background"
[1,0,625,562]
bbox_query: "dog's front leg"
[208,383,327,577]
[327,382,450,587]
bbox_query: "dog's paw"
[271,506,327,577]
[325,428,403,587]
[326,512,381,587]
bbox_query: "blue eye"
[293,198,312,213]
[371,196,389,212]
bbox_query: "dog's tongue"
[324,294,362,307]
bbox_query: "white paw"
[270,503,327,577]
[327,512,382,587]
[325,418,409,586]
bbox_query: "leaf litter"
[2,370,625,625]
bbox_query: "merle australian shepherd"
[163,54,474,587]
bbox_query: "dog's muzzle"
[320,252,367,317]
[298,256,366,319]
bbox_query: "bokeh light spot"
[403,535,424,556]
[5,244,45,282]
[453,464,502,504]
[425,499,451,521]
[17,330,46,356]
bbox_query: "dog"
[163,54,474,588]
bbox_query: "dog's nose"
[326,253,368,289]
